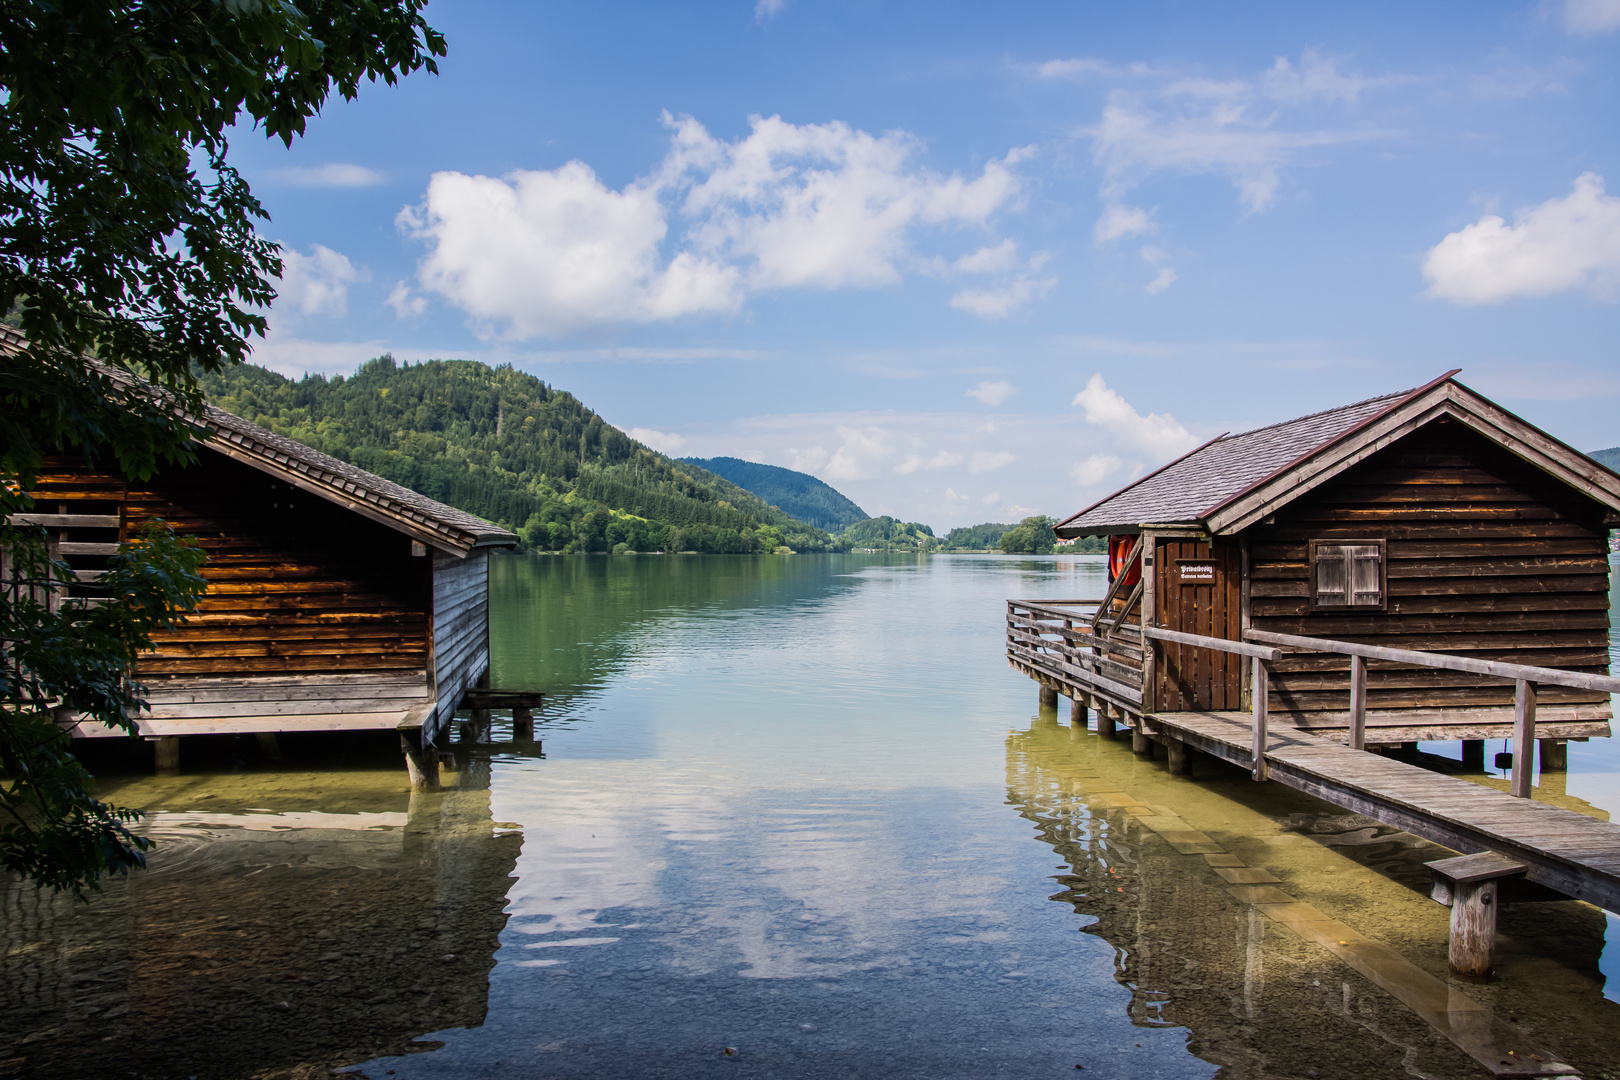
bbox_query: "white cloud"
[1421,173,1620,305]
[966,379,1017,406]
[1071,374,1200,459]
[268,163,385,188]
[275,244,366,318]
[1093,202,1155,244]
[247,336,388,379]
[1082,52,1381,216]
[982,492,1000,506]
[1140,246,1177,294]
[385,280,427,319]
[402,114,1038,338]
[949,272,1056,317]
[625,427,687,454]
[929,450,963,467]
[824,425,895,481]
[1564,0,1620,33]
[755,0,787,21]
[1071,453,1123,486]
[969,450,1015,474]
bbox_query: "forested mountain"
[1591,447,1620,472]
[197,356,837,553]
[681,456,868,531]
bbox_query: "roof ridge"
[1215,386,1416,444]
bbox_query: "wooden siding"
[431,547,490,739]
[1246,418,1613,729]
[1153,539,1243,712]
[30,451,438,730]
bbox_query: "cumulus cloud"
[969,450,1015,474]
[275,244,366,318]
[269,163,385,188]
[966,379,1017,406]
[1071,453,1123,486]
[1071,374,1200,460]
[755,0,787,21]
[1093,203,1156,244]
[401,114,1037,338]
[626,427,687,453]
[1564,0,1620,33]
[1421,173,1620,305]
[386,280,427,319]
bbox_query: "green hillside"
[681,456,868,531]
[838,516,937,551]
[1590,447,1620,472]
[940,522,1015,550]
[197,356,837,553]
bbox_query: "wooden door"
[1153,539,1243,712]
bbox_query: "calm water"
[5,553,1620,1079]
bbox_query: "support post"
[254,732,283,762]
[1539,738,1567,772]
[1512,679,1537,799]
[1347,654,1367,751]
[513,706,534,740]
[1251,657,1269,782]
[401,732,441,792]
[1461,740,1484,770]
[1039,683,1058,709]
[152,736,179,776]
[1167,738,1191,776]
[1069,697,1086,728]
[1426,853,1527,981]
[1098,707,1117,739]
[1132,726,1152,755]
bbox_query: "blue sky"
[231,0,1620,529]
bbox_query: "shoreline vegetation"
[201,356,1107,557]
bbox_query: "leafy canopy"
[0,0,445,894]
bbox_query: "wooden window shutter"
[1311,539,1385,610]
[1312,542,1348,607]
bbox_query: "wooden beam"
[1143,625,1282,662]
[1348,654,1367,751]
[1251,658,1269,782]
[1090,535,1143,631]
[1245,627,1620,694]
[1512,680,1537,799]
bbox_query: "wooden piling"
[1427,852,1527,980]
[513,706,534,740]
[401,732,440,792]
[1347,654,1367,751]
[1069,697,1086,727]
[254,732,283,762]
[153,736,179,776]
[1167,738,1191,776]
[1461,740,1484,770]
[1098,707,1117,739]
[1511,679,1537,799]
[1539,738,1567,772]
[1039,684,1058,709]
[1132,725,1152,755]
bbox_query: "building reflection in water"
[0,754,520,1080]
[1005,713,1620,1079]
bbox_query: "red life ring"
[1108,534,1141,588]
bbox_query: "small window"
[1310,539,1386,610]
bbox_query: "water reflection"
[0,753,519,1078]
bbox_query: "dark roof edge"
[1197,369,1461,522]
[1052,431,1230,538]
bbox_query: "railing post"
[1251,656,1269,781]
[1348,654,1367,751]
[1512,679,1537,799]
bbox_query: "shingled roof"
[2,325,516,555]
[1054,371,1620,538]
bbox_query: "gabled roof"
[1054,371,1620,538]
[1,325,516,555]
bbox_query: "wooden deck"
[1149,709,1620,913]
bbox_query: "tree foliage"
[681,456,869,532]
[0,0,445,893]
[997,515,1060,554]
[198,356,841,554]
[836,516,937,551]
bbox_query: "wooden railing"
[1142,627,1282,781]
[1006,600,1145,711]
[1245,629,1620,798]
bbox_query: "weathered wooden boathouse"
[1026,370,1618,752]
[1009,371,1620,987]
[9,343,524,778]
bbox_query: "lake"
[5,553,1619,1078]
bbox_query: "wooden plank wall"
[30,451,433,691]
[1247,418,1613,728]
[431,548,491,740]
[1154,540,1243,712]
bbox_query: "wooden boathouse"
[9,338,525,780]
[1009,372,1620,989]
